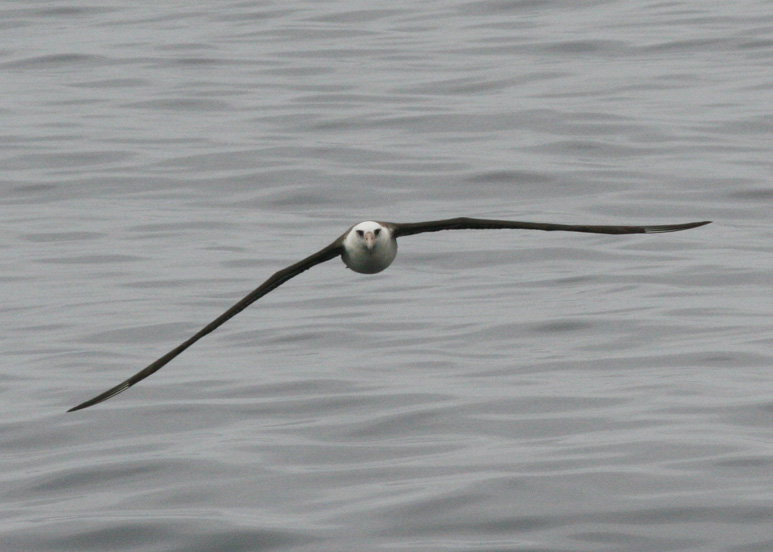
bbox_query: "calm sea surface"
[2,2,772,551]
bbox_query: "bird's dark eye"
[374,228,381,236]
[356,230,364,237]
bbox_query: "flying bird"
[68,216,710,412]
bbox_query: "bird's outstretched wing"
[68,217,711,412]
[389,217,711,238]
[68,238,345,412]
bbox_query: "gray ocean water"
[2,2,772,551]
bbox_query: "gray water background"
[2,2,772,551]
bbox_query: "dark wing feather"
[390,217,711,238]
[68,238,345,412]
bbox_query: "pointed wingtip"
[644,220,712,234]
[66,381,132,412]
[67,398,98,413]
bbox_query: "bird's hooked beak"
[364,231,376,251]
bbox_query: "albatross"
[68,216,710,412]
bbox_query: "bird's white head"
[341,221,397,274]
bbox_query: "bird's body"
[68,216,710,412]
[341,221,397,274]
